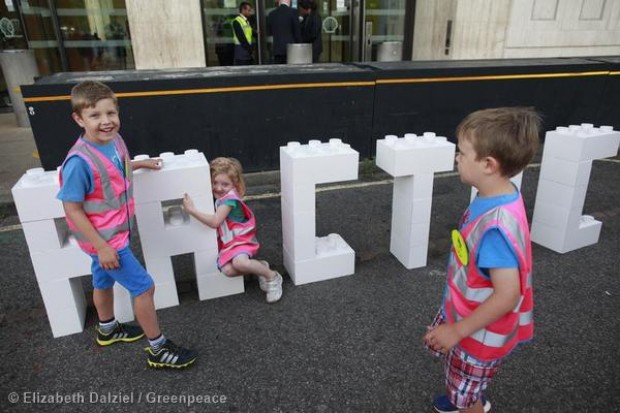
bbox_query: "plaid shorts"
[426,310,502,409]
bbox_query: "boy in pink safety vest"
[424,107,541,413]
[57,81,197,369]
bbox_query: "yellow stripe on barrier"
[375,71,610,84]
[22,81,376,103]
[21,70,614,103]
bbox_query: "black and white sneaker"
[144,340,197,369]
[96,323,144,346]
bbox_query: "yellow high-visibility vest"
[233,15,253,45]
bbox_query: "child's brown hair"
[456,107,541,178]
[210,157,246,197]
[70,80,118,115]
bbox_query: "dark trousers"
[234,59,253,66]
[273,55,287,64]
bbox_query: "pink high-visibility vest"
[444,194,534,361]
[215,189,259,267]
[59,136,135,255]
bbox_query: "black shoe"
[96,323,144,346]
[144,340,197,369]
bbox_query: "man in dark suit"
[266,0,302,64]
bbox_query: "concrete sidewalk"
[0,113,41,206]
[0,109,619,412]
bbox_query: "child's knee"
[231,256,252,273]
[220,264,237,277]
[135,284,155,298]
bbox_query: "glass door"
[201,0,409,66]
[321,0,407,63]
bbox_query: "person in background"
[215,12,236,66]
[266,0,301,64]
[299,0,322,63]
[233,2,256,65]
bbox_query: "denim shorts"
[91,246,154,297]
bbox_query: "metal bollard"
[377,41,402,62]
[0,49,39,127]
[287,43,312,64]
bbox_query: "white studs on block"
[531,124,620,253]
[133,151,244,305]
[376,133,456,269]
[280,139,359,285]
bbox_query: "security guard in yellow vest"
[233,2,255,65]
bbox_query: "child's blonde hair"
[71,81,118,115]
[210,157,246,197]
[456,107,541,178]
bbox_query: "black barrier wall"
[22,58,620,172]
[22,65,376,172]
[363,58,617,144]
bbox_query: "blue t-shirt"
[460,189,520,278]
[57,137,124,202]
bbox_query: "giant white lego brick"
[531,215,602,253]
[196,272,245,301]
[391,197,433,226]
[531,200,583,230]
[38,277,86,313]
[283,234,355,285]
[392,174,434,219]
[390,239,429,269]
[153,281,180,309]
[194,248,245,300]
[539,156,592,188]
[543,125,620,162]
[30,245,92,283]
[470,172,523,203]
[194,248,220,275]
[281,209,317,261]
[533,180,588,211]
[280,179,315,213]
[279,140,359,185]
[142,254,177,285]
[113,283,135,322]
[393,174,434,206]
[11,168,64,223]
[21,219,67,253]
[376,133,456,177]
[132,151,213,204]
[47,304,87,338]
[390,222,432,251]
[136,199,217,257]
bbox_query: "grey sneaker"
[263,272,283,303]
[258,260,270,292]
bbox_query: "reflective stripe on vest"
[215,190,258,253]
[233,15,253,45]
[445,195,534,360]
[60,136,134,254]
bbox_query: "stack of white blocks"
[376,132,455,269]
[280,139,359,285]
[12,168,133,338]
[13,149,244,338]
[531,124,620,253]
[133,150,244,306]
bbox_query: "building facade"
[0,0,618,74]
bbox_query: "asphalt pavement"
[0,112,619,412]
